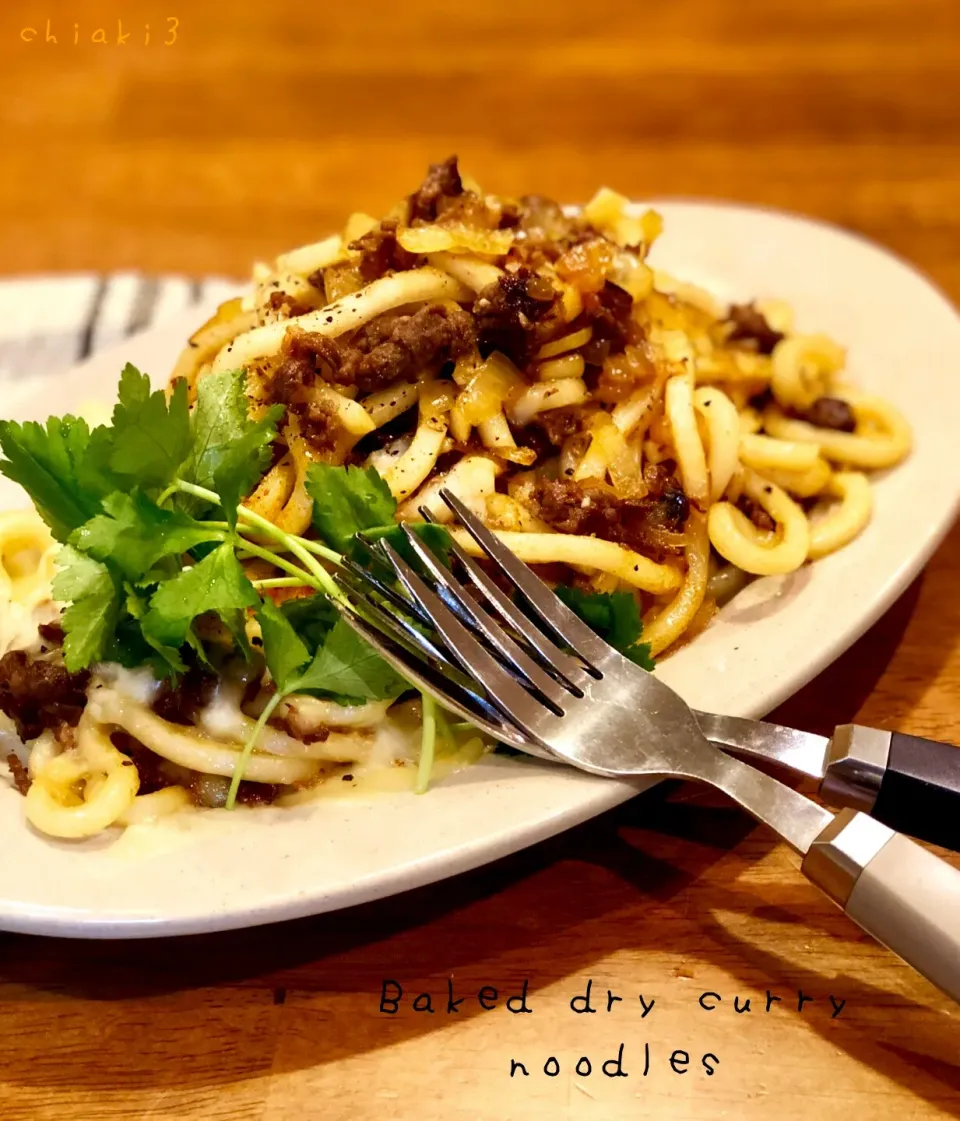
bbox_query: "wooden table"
[1,1,959,1117]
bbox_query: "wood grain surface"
[1,1,959,1118]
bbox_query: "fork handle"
[802,809,960,1002]
[822,725,960,851]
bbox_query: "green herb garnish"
[0,364,449,802]
[2,365,652,802]
[553,585,655,670]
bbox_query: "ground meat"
[111,732,171,794]
[271,357,314,409]
[515,408,583,462]
[531,407,582,447]
[234,782,281,807]
[5,752,30,795]
[273,328,343,402]
[348,401,421,464]
[725,304,783,355]
[273,712,332,746]
[737,495,776,532]
[643,459,680,495]
[579,282,636,365]
[0,651,89,742]
[408,155,464,223]
[501,195,595,269]
[297,399,340,453]
[152,668,218,726]
[472,268,561,366]
[804,395,857,432]
[349,218,420,282]
[112,730,281,806]
[267,291,309,318]
[269,329,346,454]
[748,386,773,411]
[532,474,689,558]
[305,269,326,298]
[336,303,476,393]
[511,423,554,464]
[498,200,521,229]
[592,342,656,403]
[37,623,64,647]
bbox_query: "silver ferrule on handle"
[801,809,894,904]
[803,808,960,1003]
[820,725,892,812]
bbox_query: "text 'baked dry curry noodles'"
[0,157,911,840]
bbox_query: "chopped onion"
[582,188,663,252]
[476,412,536,466]
[537,354,586,381]
[537,326,593,360]
[508,378,588,427]
[428,252,503,293]
[399,225,514,257]
[449,402,471,443]
[397,454,501,523]
[456,353,526,426]
[361,381,418,428]
[343,211,378,243]
[484,492,554,533]
[419,379,456,415]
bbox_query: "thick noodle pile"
[0,157,911,839]
[173,155,909,653]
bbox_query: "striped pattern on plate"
[0,273,242,383]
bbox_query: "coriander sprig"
[0,363,449,797]
[0,362,653,805]
[158,477,343,600]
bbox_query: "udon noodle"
[1,158,910,839]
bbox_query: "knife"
[695,711,960,853]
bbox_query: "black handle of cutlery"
[871,733,960,852]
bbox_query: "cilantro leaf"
[70,491,224,582]
[0,416,118,541]
[349,521,454,569]
[293,618,408,704]
[185,369,284,524]
[116,619,185,675]
[141,542,259,650]
[554,585,655,670]
[306,463,397,552]
[257,598,310,693]
[280,593,338,651]
[109,364,191,489]
[263,595,405,705]
[52,546,121,671]
[218,609,255,663]
[120,586,187,675]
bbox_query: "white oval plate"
[2,201,959,938]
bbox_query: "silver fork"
[335,490,960,1004]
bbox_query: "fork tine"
[334,571,461,677]
[344,528,567,704]
[430,519,595,689]
[340,554,431,626]
[398,524,577,707]
[439,489,616,668]
[332,601,555,759]
[377,540,563,730]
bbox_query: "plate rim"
[1,197,959,939]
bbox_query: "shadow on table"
[1,572,958,1113]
